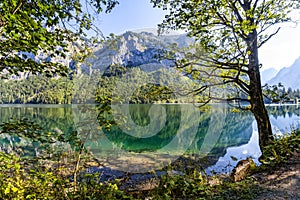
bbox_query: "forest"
[1,70,300,105]
[0,67,200,104]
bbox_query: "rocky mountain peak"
[84,31,192,76]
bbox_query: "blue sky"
[96,0,300,71]
[97,0,166,35]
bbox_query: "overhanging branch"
[258,27,281,48]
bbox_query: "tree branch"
[258,27,281,48]
[12,1,24,15]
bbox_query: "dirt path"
[253,152,300,200]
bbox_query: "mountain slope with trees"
[0,31,194,104]
[83,31,193,75]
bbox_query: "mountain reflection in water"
[0,104,299,173]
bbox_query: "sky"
[96,0,300,71]
[97,0,166,35]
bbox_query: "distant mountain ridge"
[267,56,300,89]
[83,31,193,75]
[88,31,300,90]
[118,27,185,36]
[260,68,278,85]
[5,28,299,90]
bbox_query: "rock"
[86,166,125,182]
[85,31,193,76]
[231,158,255,182]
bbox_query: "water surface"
[0,104,299,173]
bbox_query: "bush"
[0,152,129,200]
[260,130,300,166]
[144,170,260,200]
[0,152,67,199]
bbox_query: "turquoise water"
[1,104,299,173]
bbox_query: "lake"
[1,104,300,173]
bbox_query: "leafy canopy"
[152,0,300,103]
[153,0,299,56]
[0,0,118,77]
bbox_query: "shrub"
[260,130,300,166]
[0,152,129,200]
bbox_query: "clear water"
[1,104,299,173]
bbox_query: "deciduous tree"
[0,0,118,77]
[152,0,300,149]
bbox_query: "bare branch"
[212,96,250,103]
[258,27,281,48]
[12,1,24,15]
[231,1,244,22]
[253,0,259,10]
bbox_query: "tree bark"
[247,30,273,151]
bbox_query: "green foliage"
[151,0,300,102]
[0,152,129,200]
[96,67,196,104]
[0,73,99,104]
[211,178,262,200]
[0,66,196,104]
[151,0,300,149]
[0,0,118,76]
[0,118,82,159]
[263,83,300,104]
[260,130,300,166]
[286,88,300,100]
[71,179,128,200]
[0,152,65,199]
[153,0,299,51]
[145,171,261,200]
[3,129,299,200]
[262,83,289,103]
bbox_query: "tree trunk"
[250,85,273,149]
[247,30,273,151]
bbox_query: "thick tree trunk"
[249,83,273,149]
[247,31,273,151]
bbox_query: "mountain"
[83,31,193,75]
[127,28,184,36]
[267,56,300,89]
[260,68,278,85]
[2,30,193,79]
